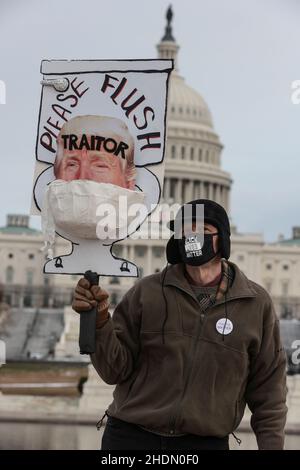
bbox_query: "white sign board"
[31,59,173,277]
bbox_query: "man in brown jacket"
[72,199,288,450]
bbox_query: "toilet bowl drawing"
[34,164,160,276]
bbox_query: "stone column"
[186,180,193,202]
[220,185,224,207]
[147,246,152,275]
[175,179,182,204]
[215,184,221,204]
[191,181,195,200]
[211,183,215,201]
[164,177,170,202]
[181,180,185,202]
[198,180,203,198]
[223,187,228,212]
[193,182,198,199]
[208,183,213,200]
[206,182,210,199]
[226,186,230,213]
[206,183,209,200]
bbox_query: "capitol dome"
[168,73,213,129]
[157,7,232,212]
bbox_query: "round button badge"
[216,318,233,335]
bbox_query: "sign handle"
[79,270,99,355]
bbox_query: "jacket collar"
[161,260,256,305]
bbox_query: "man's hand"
[72,278,110,328]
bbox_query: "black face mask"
[178,232,219,266]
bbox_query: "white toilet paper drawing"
[31,59,173,276]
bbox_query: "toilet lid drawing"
[31,59,173,276]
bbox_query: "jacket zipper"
[167,291,207,434]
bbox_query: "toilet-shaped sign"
[31,59,173,277]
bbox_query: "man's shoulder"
[124,271,164,297]
[230,262,277,323]
[247,278,272,302]
[230,260,272,304]
[246,278,279,324]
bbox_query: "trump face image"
[54,115,136,190]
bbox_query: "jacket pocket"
[118,351,149,408]
[233,399,245,430]
[184,339,249,436]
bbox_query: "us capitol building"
[1,12,300,320]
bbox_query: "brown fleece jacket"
[90,260,288,449]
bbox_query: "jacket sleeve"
[245,297,288,450]
[90,284,142,385]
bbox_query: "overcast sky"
[0,0,299,242]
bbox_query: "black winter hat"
[166,199,231,264]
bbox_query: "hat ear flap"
[166,235,182,264]
[218,230,231,259]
